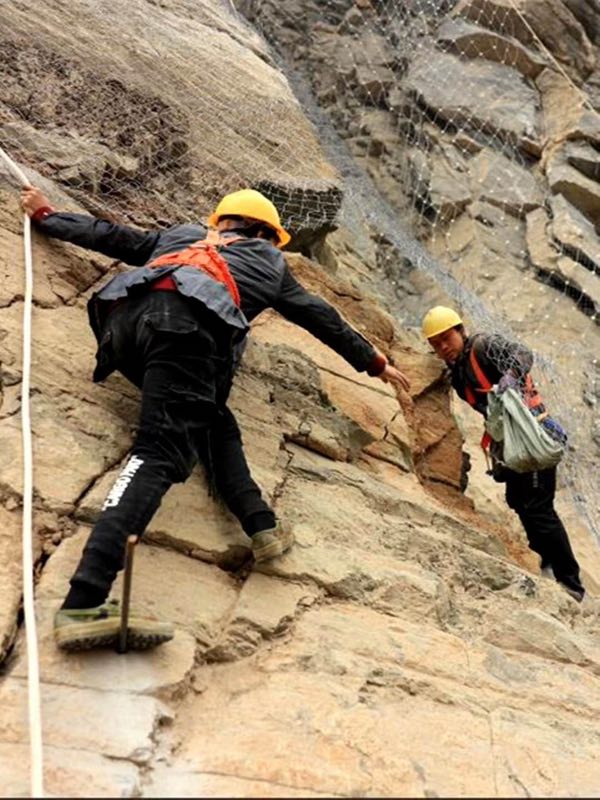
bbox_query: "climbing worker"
[21,184,411,650]
[422,305,585,603]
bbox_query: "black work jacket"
[37,212,377,376]
[450,333,534,416]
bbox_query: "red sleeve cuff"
[31,206,56,223]
[366,352,387,377]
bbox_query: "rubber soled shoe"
[276,522,294,555]
[251,521,294,563]
[54,600,174,652]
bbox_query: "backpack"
[464,339,566,473]
[487,389,565,473]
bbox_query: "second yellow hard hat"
[422,306,463,339]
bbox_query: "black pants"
[69,291,274,600]
[505,467,584,594]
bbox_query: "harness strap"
[467,340,543,409]
[463,340,491,410]
[481,431,492,458]
[148,234,242,306]
[465,339,545,454]
[523,374,543,409]
[469,344,493,393]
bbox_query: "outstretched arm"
[273,264,410,392]
[20,185,159,266]
[377,357,411,393]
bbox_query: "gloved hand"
[497,372,518,394]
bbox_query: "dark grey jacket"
[37,212,380,377]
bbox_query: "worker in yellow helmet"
[422,306,584,603]
[21,184,411,651]
[207,188,291,247]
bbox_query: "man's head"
[208,189,291,248]
[422,306,466,365]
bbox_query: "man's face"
[428,327,465,365]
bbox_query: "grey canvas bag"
[486,388,565,473]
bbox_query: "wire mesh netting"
[1,0,599,541]
[232,0,600,544]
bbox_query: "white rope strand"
[506,0,600,117]
[0,146,45,798]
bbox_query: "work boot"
[251,521,294,563]
[276,521,294,555]
[54,600,174,652]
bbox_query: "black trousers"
[70,291,274,599]
[505,467,584,594]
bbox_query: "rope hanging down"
[0,145,45,798]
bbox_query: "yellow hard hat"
[207,189,291,248]
[422,306,463,339]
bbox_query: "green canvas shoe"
[251,521,294,563]
[54,600,174,652]
[276,522,294,555]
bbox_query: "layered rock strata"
[1,0,600,796]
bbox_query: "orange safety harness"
[464,340,544,456]
[148,229,242,306]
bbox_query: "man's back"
[140,223,288,321]
[37,211,382,378]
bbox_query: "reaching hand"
[378,362,411,393]
[20,185,51,217]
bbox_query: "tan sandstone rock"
[2,0,600,796]
[455,0,595,79]
[0,506,22,663]
[438,16,548,78]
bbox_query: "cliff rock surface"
[1,0,599,796]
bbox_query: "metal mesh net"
[1,0,599,541]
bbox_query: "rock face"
[455,0,596,78]
[0,0,339,238]
[406,49,542,155]
[2,0,600,798]
[243,0,600,493]
[437,16,548,78]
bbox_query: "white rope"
[0,146,45,798]
[506,0,600,118]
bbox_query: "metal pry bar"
[117,535,139,654]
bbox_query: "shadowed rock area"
[1,0,600,796]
